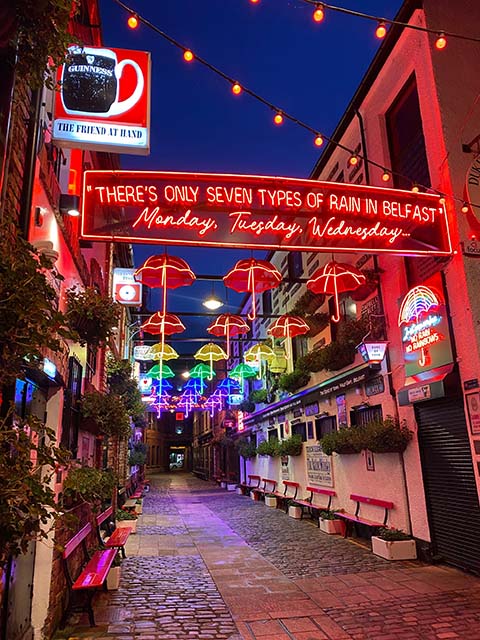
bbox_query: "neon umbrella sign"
[223,258,282,320]
[307,260,366,323]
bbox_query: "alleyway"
[56,474,480,640]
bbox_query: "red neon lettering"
[206,186,253,205]
[94,184,158,204]
[229,211,302,239]
[132,207,218,236]
[256,188,302,208]
[164,185,199,204]
[308,216,404,245]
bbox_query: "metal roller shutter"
[415,398,480,574]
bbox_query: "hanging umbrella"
[268,314,310,367]
[194,343,228,380]
[134,253,195,292]
[207,313,249,358]
[244,343,275,380]
[149,343,179,361]
[147,363,175,379]
[229,363,257,394]
[223,258,282,320]
[268,346,288,374]
[141,312,186,335]
[215,377,241,396]
[189,362,215,388]
[307,260,366,323]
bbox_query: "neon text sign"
[82,171,452,255]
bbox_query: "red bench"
[292,487,336,527]
[60,522,117,628]
[252,477,277,500]
[335,494,394,537]
[272,480,300,512]
[96,506,132,558]
[238,474,261,495]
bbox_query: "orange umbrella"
[207,313,249,358]
[307,261,366,323]
[223,258,282,320]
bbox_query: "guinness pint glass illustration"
[61,46,144,117]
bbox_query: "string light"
[314,135,324,147]
[435,32,447,50]
[127,13,139,29]
[411,184,420,193]
[183,49,194,62]
[462,203,469,213]
[274,112,284,125]
[439,196,446,205]
[381,170,390,182]
[249,0,260,3]
[375,21,387,39]
[313,4,325,23]
[232,82,242,95]
[348,154,358,166]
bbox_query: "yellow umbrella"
[194,343,228,380]
[149,343,179,361]
[268,346,288,374]
[244,343,275,379]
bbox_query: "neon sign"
[82,171,452,255]
[398,274,453,376]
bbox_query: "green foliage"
[65,287,120,348]
[107,355,144,420]
[128,451,146,466]
[0,411,70,564]
[319,427,367,455]
[256,438,280,457]
[278,434,303,456]
[14,0,79,89]
[314,340,357,371]
[116,508,137,521]
[249,389,268,404]
[306,312,330,336]
[80,391,131,439]
[291,290,325,316]
[363,416,413,453]
[377,527,411,541]
[238,399,256,413]
[235,437,257,459]
[319,510,339,520]
[0,222,72,388]
[63,466,117,504]
[278,370,311,393]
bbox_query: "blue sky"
[99,0,403,356]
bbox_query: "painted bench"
[292,487,336,527]
[96,506,132,559]
[252,477,277,500]
[238,474,261,495]
[60,522,117,628]
[272,480,300,512]
[335,494,394,537]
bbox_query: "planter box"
[236,487,245,495]
[371,536,417,561]
[106,566,121,590]
[288,505,302,519]
[116,519,137,534]
[320,519,343,535]
[265,495,277,508]
[220,481,227,489]
[251,491,260,501]
[135,501,143,514]
[227,483,237,491]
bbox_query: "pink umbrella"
[207,313,250,358]
[307,260,366,323]
[223,258,282,320]
[268,315,310,366]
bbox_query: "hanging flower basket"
[65,287,120,347]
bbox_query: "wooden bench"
[252,477,277,500]
[272,480,300,512]
[60,523,117,628]
[238,474,261,496]
[96,506,132,559]
[335,494,394,537]
[292,487,336,527]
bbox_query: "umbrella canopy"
[194,343,228,380]
[268,315,310,338]
[223,258,282,320]
[216,377,241,396]
[307,260,366,323]
[149,343,179,361]
[268,346,287,374]
[134,254,196,289]
[207,313,250,357]
[244,343,275,363]
[189,362,215,386]
[141,312,186,336]
[229,363,257,387]
[147,363,175,378]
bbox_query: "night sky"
[98,0,403,361]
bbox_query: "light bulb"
[382,170,390,182]
[127,14,139,29]
[314,135,324,147]
[435,33,447,50]
[313,4,324,23]
[461,203,469,213]
[375,22,387,39]
[439,196,446,205]
[349,154,358,166]
[183,50,194,62]
[274,112,283,125]
[232,83,242,95]
[412,184,420,193]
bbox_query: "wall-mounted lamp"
[59,194,80,217]
[356,340,388,365]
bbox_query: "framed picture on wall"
[365,449,375,472]
[466,392,480,435]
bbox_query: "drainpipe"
[355,109,414,536]
[18,88,42,239]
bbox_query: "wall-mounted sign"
[336,394,347,427]
[53,46,150,155]
[138,375,153,395]
[81,171,451,255]
[398,273,453,377]
[133,345,152,361]
[365,376,385,397]
[358,341,388,364]
[112,268,143,305]
[305,402,319,417]
[228,393,243,405]
[466,392,480,435]
[306,444,333,487]
[464,378,479,391]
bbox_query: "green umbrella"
[147,363,175,379]
[229,363,257,389]
[189,362,215,386]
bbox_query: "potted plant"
[256,438,280,457]
[288,501,302,519]
[235,437,257,459]
[249,389,268,405]
[319,427,367,455]
[106,552,122,590]
[319,510,343,535]
[134,499,143,515]
[80,391,131,439]
[363,417,413,453]
[116,508,138,534]
[265,493,277,508]
[371,528,417,560]
[63,466,117,508]
[278,434,303,456]
[278,370,311,394]
[65,286,120,347]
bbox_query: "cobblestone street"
[56,474,480,640]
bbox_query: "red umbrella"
[207,313,249,358]
[134,254,196,314]
[223,258,282,320]
[268,315,310,366]
[141,312,186,335]
[307,260,366,323]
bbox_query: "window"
[288,252,303,279]
[262,289,272,315]
[350,404,383,427]
[292,422,307,442]
[315,415,337,440]
[268,428,278,441]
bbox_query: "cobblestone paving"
[137,525,188,536]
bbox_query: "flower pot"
[135,500,143,514]
[236,487,244,495]
[116,519,137,534]
[251,491,260,501]
[106,566,121,590]
[227,483,237,491]
[371,536,417,561]
[288,505,302,519]
[265,495,277,508]
[220,481,227,489]
[320,519,343,535]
